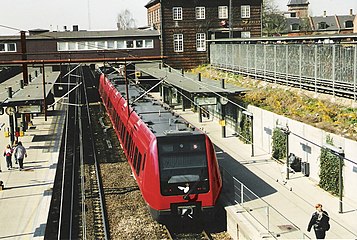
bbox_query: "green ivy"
[239,114,251,144]
[319,136,343,196]
[272,128,287,161]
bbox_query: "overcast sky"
[0,0,356,35]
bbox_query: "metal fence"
[221,168,309,239]
[210,43,357,100]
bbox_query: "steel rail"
[81,66,109,239]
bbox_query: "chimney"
[323,11,326,17]
[73,25,79,31]
[350,9,353,16]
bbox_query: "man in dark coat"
[308,203,330,239]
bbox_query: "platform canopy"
[136,63,247,95]
[0,67,59,112]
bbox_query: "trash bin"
[301,162,310,177]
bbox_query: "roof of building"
[145,0,159,8]
[0,29,160,40]
[310,16,339,31]
[136,63,248,95]
[287,0,309,6]
[336,15,356,29]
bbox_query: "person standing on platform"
[307,203,330,239]
[14,141,27,170]
[3,144,13,170]
[12,140,18,164]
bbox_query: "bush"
[318,136,343,196]
[272,127,287,161]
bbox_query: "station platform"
[172,106,357,239]
[0,107,65,239]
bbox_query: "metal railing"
[210,43,357,100]
[221,168,309,239]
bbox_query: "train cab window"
[157,135,209,196]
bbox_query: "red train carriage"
[98,69,222,222]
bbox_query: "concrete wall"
[248,105,357,202]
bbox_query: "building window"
[68,42,77,50]
[0,43,17,52]
[241,31,251,38]
[107,41,115,49]
[318,22,328,30]
[117,40,125,49]
[136,40,143,48]
[196,7,205,19]
[126,40,134,48]
[57,39,154,51]
[196,33,206,51]
[157,9,161,22]
[218,6,228,19]
[7,43,16,52]
[345,20,353,28]
[241,5,250,18]
[173,7,183,20]
[98,41,106,49]
[291,23,300,31]
[290,12,297,18]
[145,39,154,48]
[173,34,183,52]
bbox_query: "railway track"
[163,221,214,240]
[45,65,109,239]
[79,65,109,239]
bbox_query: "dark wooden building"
[145,0,263,69]
[0,28,161,62]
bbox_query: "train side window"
[127,134,133,159]
[127,134,132,156]
[136,153,142,176]
[121,125,126,142]
[133,147,139,171]
[142,154,146,171]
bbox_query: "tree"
[117,9,136,30]
[262,0,287,36]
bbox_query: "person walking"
[12,140,18,164]
[14,141,27,170]
[3,144,13,170]
[308,203,330,239]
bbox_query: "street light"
[242,110,254,157]
[276,124,290,180]
[323,143,344,214]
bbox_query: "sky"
[0,0,356,35]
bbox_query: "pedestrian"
[307,203,330,239]
[12,140,18,164]
[3,144,13,170]
[14,141,27,170]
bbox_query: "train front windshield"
[157,135,209,196]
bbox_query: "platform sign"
[195,97,217,106]
[18,105,42,114]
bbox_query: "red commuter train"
[98,68,222,222]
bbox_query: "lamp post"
[277,125,290,180]
[323,144,344,213]
[242,110,254,157]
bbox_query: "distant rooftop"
[287,0,309,6]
